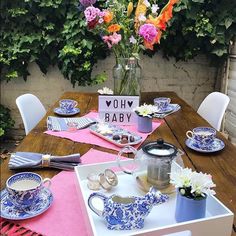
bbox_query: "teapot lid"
[142,139,178,158]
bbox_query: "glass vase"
[113,57,141,96]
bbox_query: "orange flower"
[144,40,154,50]
[104,11,113,24]
[170,0,179,5]
[146,16,166,31]
[161,5,173,23]
[143,32,161,50]
[108,24,121,33]
[156,31,162,44]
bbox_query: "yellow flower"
[135,0,147,31]
[127,2,134,17]
[135,0,147,18]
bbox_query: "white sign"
[98,95,140,125]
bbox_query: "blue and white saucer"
[156,104,176,114]
[0,187,53,220]
[185,138,225,153]
[54,107,80,116]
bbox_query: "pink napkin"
[19,149,128,236]
[45,111,163,151]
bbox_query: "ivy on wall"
[161,0,236,61]
[0,0,108,86]
[0,0,235,86]
[0,104,14,137]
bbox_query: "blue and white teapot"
[88,187,168,230]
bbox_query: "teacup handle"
[43,178,51,189]
[88,192,107,217]
[186,131,194,140]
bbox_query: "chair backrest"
[197,92,230,131]
[16,94,46,135]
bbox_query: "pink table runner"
[17,149,128,236]
[45,111,163,151]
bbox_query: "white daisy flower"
[151,4,159,14]
[170,168,193,188]
[134,103,157,117]
[97,87,114,95]
[190,172,216,197]
[170,167,216,198]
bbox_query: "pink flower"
[109,33,122,45]
[84,6,101,23]
[102,35,112,48]
[102,33,122,48]
[139,23,158,43]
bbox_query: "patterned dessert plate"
[54,107,80,116]
[155,104,176,114]
[185,138,225,153]
[0,187,53,220]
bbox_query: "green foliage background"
[0,105,14,137]
[0,0,235,86]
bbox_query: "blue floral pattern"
[88,187,168,230]
[0,188,53,220]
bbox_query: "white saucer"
[54,107,80,116]
[156,104,176,114]
[185,138,225,153]
[0,187,53,220]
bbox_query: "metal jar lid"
[142,138,178,159]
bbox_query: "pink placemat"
[45,111,163,151]
[17,149,128,236]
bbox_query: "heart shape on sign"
[128,101,133,108]
[106,100,111,107]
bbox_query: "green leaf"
[93,73,108,84]
[192,0,205,3]
[225,18,233,29]
[211,48,227,57]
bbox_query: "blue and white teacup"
[154,97,171,111]
[186,127,216,148]
[6,172,51,209]
[59,99,78,113]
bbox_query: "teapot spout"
[146,187,169,205]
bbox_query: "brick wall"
[0,53,218,130]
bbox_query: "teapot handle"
[88,192,107,217]
[117,146,137,175]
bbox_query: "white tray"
[74,160,234,236]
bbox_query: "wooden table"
[1,92,235,235]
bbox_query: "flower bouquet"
[170,167,216,222]
[97,87,114,95]
[133,103,157,132]
[134,103,157,118]
[170,167,216,199]
[80,0,179,95]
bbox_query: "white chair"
[197,92,230,131]
[16,94,46,135]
